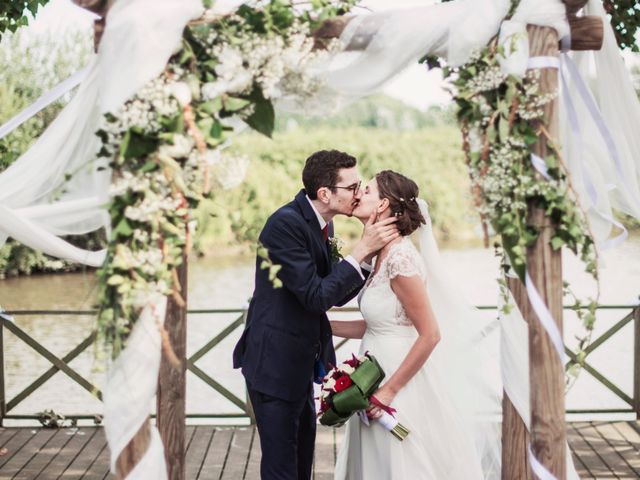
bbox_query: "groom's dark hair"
[303,150,357,200]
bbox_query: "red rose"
[334,375,353,393]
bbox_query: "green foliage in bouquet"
[319,355,385,427]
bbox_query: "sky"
[22,0,640,110]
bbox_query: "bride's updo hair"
[375,170,426,236]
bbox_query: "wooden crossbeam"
[2,322,102,406]
[313,13,603,52]
[6,331,100,413]
[564,348,634,406]
[186,362,248,412]
[187,315,244,365]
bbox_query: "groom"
[233,150,398,480]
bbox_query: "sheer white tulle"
[0,0,203,266]
[0,1,202,478]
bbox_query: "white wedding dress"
[334,237,490,480]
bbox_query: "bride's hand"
[367,385,396,419]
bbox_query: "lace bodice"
[359,237,426,329]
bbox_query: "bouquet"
[318,352,410,441]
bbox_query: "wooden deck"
[0,422,638,479]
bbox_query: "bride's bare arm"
[330,320,367,339]
[368,274,440,417]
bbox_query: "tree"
[0,0,51,39]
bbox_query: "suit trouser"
[247,382,316,480]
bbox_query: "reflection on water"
[0,235,639,423]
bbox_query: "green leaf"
[198,98,223,116]
[550,236,565,250]
[113,218,133,239]
[160,113,184,133]
[498,115,509,143]
[106,274,125,286]
[486,124,497,143]
[223,96,251,112]
[120,130,158,160]
[139,160,158,173]
[244,89,275,138]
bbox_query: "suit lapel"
[294,190,330,267]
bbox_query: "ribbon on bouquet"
[357,403,409,441]
[369,394,397,417]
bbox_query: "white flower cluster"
[517,89,558,120]
[159,134,195,159]
[473,95,493,122]
[202,21,326,101]
[131,280,171,309]
[99,75,182,157]
[467,123,483,154]
[466,65,507,94]
[113,244,165,276]
[517,70,557,120]
[124,194,182,224]
[470,144,522,216]
[109,170,171,198]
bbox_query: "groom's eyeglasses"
[329,180,361,196]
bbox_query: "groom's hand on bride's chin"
[350,213,399,262]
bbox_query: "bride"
[330,170,501,479]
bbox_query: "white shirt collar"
[305,194,327,230]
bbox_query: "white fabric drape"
[0,0,203,266]
[0,1,202,478]
[559,0,640,240]
[103,295,168,479]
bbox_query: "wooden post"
[115,423,152,478]
[526,24,566,479]
[633,304,640,420]
[70,2,172,477]
[502,278,533,480]
[0,322,5,427]
[71,0,113,51]
[156,257,188,480]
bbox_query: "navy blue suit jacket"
[232,189,366,401]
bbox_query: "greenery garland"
[604,0,640,52]
[439,31,599,379]
[95,0,355,359]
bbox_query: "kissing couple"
[233,149,499,479]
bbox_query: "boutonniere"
[328,236,344,263]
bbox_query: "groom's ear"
[317,187,331,204]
